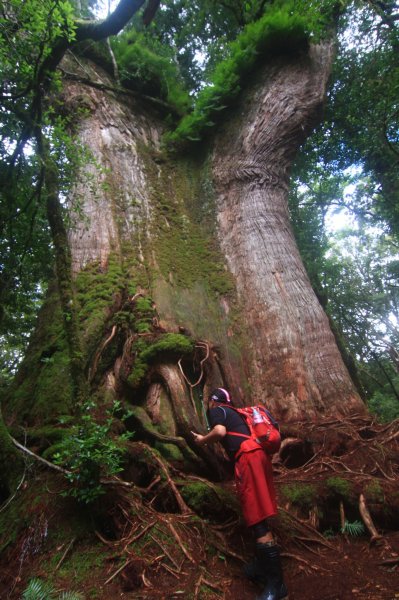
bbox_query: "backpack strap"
[225,431,251,439]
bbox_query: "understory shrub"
[53,400,132,503]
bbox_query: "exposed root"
[178,341,210,409]
[358,494,382,544]
[89,324,117,383]
[129,441,192,514]
[282,552,330,573]
[165,520,195,563]
[104,557,132,585]
[279,508,337,551]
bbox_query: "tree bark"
[5,41,365,450]
[212,42,364,420]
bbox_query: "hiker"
[192,387,287,600]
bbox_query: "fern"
[58,592,84,600]
[22,578,55,600]
[341,520,365,536]
[22,578,83,600]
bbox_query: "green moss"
[281,483,317,509]
[112,31,191,117]
[166,5,310,148]
[140,146,236,299]
[180,482,239,519]
[76,256,126,346]
[325,477,353,499]
[128,333,194,388]
[4,287,73,422]
[364,481,384,503]
[0,417,23,500]
[155,441,184,461]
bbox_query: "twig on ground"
[104,558,132,585]
[139,444,192,514]
[280,508,336,550]
[123,520,157,551]
[150,533,180,570]
[281,552,329,572]
[165,520,195,563]
[94,530,117,547]
[55,537,76,571]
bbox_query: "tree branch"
[75,0,146,41]
[38,0,149,82]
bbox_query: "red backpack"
[227,405,281,457]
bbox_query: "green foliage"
[166,5,310,147]
[111,31,192,116]
[322,527,337,539]
[326,477,352,498]
[341,520,365,537]
[53,399,132,504]
[22,578,83,600]
[288,2,399,405]
[281,483,317,508]
[368,388,399,423]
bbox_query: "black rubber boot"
[243,556,268,585]
[255,543,288,600]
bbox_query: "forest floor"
[1,415,399,600]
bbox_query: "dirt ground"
[2,494,398,600]
[1,416,399,599]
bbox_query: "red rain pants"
[234,448,277,526]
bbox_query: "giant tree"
[3,1,399,596]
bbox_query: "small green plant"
[326,477,352,498]
[53,400,132,503]
[281,483,317,509]
[322,527,336,540]
[22,578,84,599]
[341,520,365,537]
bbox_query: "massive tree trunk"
[212,43,363,419]
[4,40,364,466]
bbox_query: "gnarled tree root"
[358,493,383,544]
